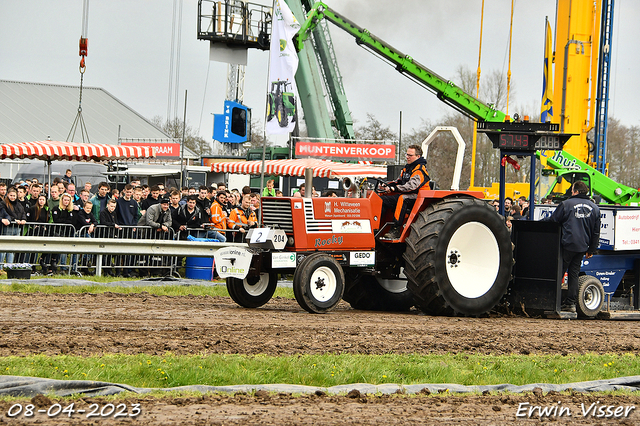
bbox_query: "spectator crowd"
[0,170,277,277]
[1,170,546,276]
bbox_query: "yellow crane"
[470,0,604,201]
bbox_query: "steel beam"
[0,236,247,257]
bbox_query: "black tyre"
[276,103,288,128]
[404,197,513,316]
[293,253,344,314]
[291,97,298,123]
[266,95,274,121]
[577,275,604,318]
[226,272,278,308]
[343,271,414,311]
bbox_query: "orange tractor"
[226,128,514,317]
[226,178,513,316]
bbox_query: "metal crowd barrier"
[75,225,177,277]
[2,222,178,277]
[4,223,76,273]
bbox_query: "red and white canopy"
[0,140,156,161]
[211,158,387,179]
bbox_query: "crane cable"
[469,0,485,189]
[67,0,91,143]
[506,0,515,115]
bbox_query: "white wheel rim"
[244,273,270,297]
[583,284,602,310]
[377,269,407,294]
[309,266,337,302]
[445,222,500,299]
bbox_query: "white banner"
[266,0,300,135]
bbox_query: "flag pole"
[181,90,187,187]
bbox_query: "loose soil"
[2,292,640,424]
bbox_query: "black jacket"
[100,208,116,227]
[545,194,601,253]
[2,199,26,222]
[116,197,139,226]
[177,205,204,229]
[74,208,98,231]
[27,205,49,224]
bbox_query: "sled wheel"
[577,275,604,318]
[226,272,278,308]
[404,197,513,316]
[343,270,414,311]
[293,253,344,314]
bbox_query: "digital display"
[498,133,530,149]
[535,135,562,150]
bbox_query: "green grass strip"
[1,353,637,389]
[0,283,294,299]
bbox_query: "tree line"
[354,66,640,192]
[150,64,640,193]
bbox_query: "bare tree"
[354,113,397,141]
[606,118,640,186]
[425,65,520,189]
[151,116,212,156]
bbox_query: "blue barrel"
[185,257,216,280]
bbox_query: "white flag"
[266,0,300,135]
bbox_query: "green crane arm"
[294,1,506,123]
[541,150,640,205]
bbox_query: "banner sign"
[120,143,181,159]
[265,0,300,135]
[295,142,396,160]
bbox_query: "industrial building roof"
[0,80,171,144]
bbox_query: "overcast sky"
[2,0,639,146]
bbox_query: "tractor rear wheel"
[276,104,288,128]
[577,275,604,318]
[293,253,344,314]
[343,271,414,311]
[227,272,277,308]
[266,96,274,121]
[404,197,513,316]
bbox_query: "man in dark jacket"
[380,145,430,239]
[116,185,139,229]
[176,195,204,239]
[544,181,601,313]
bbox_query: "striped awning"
[0,140,156,161]
[211,158,388,179]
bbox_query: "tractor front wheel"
[404,197,513,316]
[227,272,278,308]
[293,253,344,314]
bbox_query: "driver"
[380,145,430,239]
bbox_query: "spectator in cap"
[138,196,172,233]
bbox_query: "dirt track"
[1,291,640,424]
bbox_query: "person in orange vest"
[209,191,229,241]
[228,194,257,242]
[380,144,430,240]
[210,191,228,230]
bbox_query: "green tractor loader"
[267,80,297,128]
